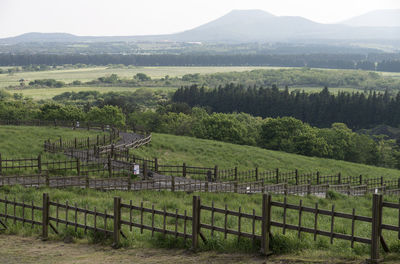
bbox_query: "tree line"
[172,84,400,129]
[1,54,400,72]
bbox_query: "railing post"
[360,174,363,185]
[127,175,132,191]
[234,181,238,193]
[234,166,238,181]
[295,169,298,185]
[255,167,259,181]
[307,180,311,195]
[214,165,218,182]
[261,193,272,255]
[338,172,342,184]
[85,174,89,189]
[369,194,383,263]
[171,176,175,192]
[74,138,77,149]
[143,161,148,180]
[316,171,320,185]
[0,153,2,175]
[38,154,42,174]
[183,163,187,178]
[207,170,212,182]
[154,158,158,173]
[398,178,400,189]
[108,155,112,178]
[192,196,201,251]
[276,168,279,184]
[45,171,49,187]
[76,158,81,176]
[112,197,121,248]
[42,193,49,240]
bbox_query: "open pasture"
[0,66,285,88]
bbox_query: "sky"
[0,0,399,38]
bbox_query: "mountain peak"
[341,9,400,27]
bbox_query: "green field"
[0,66,285,88]
[131,133,400,180]
[1,125,399,179]
[11,86,176,100]
[0,125,104,158]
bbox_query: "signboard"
[133,164,140,175]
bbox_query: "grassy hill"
[1,125,399,180]
[131,133,400,180]
[0,125,104,158]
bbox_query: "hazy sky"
[1,0,399,38]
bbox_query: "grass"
[0,185,399,261]
[0,125,104,158]
[132,133,400,180]
[0,66,286,88]
[12,86,176,100]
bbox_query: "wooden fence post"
[108,155,112,178]
[207,170,212,182]
[370,194,383,263]
[143,161,148,180]
[234,181,238,193]
[42,193,49,240]
[171,176,175,192]
[38,154,42,174]
[214,165,218,182]
[261,193,272,255]
[192,196,201,251]
[0,153,2,175]
[127,175,131,191]
[59,137,62,149]
[76,158,81,176]
[112,197,121,248]
[398,178,400,189]
[316,171,320,185]
[295,169,298,185]
[154,158,158,173]
[85,174,89,189]
[307,180,311,195]
[255,167,259,181]
[183,163,187,178]
[276,168,279,184]
[360,175,363,185]
[74,138,77,149]
[97,135,99,146]
[338,173,342,184]
[380,176,384,187]
[234,167,238,181]
[45,171,49,187]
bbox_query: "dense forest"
[173,84,400,129]
[1,53,400,72]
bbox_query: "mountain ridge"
[1,9,400,44]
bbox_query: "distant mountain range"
[1,9,400,44]
[341,9,400,27]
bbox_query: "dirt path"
[0,234,379,264]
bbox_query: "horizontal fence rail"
[0,192,398,262]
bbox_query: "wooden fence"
[0,193,398,262]
[44,132,117,153]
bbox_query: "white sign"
[133,164,140,175]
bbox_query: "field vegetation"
[0,185,399,261]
